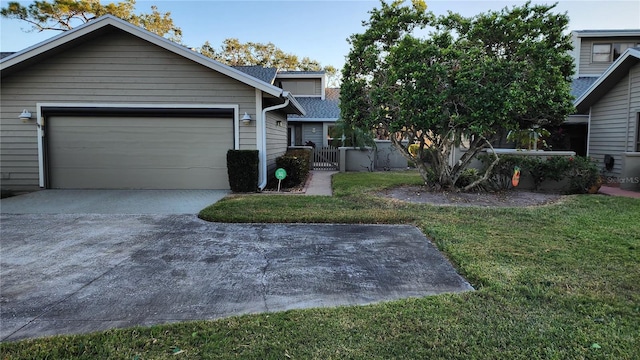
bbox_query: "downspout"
[586,106,592,157]
[258,91,291,190]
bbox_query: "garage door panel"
[48,115,234,189]
[52,167,230,189]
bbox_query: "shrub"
[567,156,600,194]
[455,168,481,189]
[275,149,311,188]
[479,154,600,194]
[408,144,420,157]
[407,143,435,164]
[227,150,259,192]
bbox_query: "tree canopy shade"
[340,0,575,190]
[0,0,182,41]
[199,38,339,86]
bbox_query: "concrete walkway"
[598,185,640,199]
[305,171,337,196]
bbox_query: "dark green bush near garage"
[272,149,311,189]
[227,150,259,192]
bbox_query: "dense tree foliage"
[200,38,339,85]
[341,0,575,190]
[1,0,181,41]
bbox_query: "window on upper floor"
[279,79,319,96]
[592,42,639,62]
[592,44,612,62]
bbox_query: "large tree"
[1,0,181,41]
[341,0,575,191]
[200,38,339,86]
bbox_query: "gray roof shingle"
[571,77,599,99]
[233,66,278,84]
[288,88,340,120]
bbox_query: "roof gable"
[0,15,304,115]
[574,48,640,113]
[288,88,340,121]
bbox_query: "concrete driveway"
[0,214,473,341]
[0,189,229,215]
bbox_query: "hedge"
[227,150,259,192]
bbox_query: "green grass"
[2,171,639,359]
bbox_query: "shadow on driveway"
[0,214,473,341]
[0,190,229,214]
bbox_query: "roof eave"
[574,48,640,113]
[288,117,339,122]
[284,91,306,116]
[276,73,325,79]
[572,29,640,38]
[0,15,286,98]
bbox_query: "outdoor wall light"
[241,112,252,124]
[276,120,283,127]
[19,109,32,121]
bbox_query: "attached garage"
[44,110,234,189]
[1,15,304,192]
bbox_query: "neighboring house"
[0,15,305,191]
[277,71,340,148]
[570,30,640,182]
[574,47,640,184]
[232,68,341,148]
[566,30,640,157]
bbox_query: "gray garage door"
[47,115,234,189]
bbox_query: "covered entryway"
[46,114,234,189]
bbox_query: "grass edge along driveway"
[2,171,639,359]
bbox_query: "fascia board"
[276,73,325,79]
[573,30,640,38]
[285,92,306,116]
[288,118,338,122]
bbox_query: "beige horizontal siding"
[265,111,288,173]
[579,37,640,76]
[1,29,259,190]
[579,39,614,76]
[589,64,640,176]
[628,66,640,150]
[302,123,323,145]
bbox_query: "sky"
[1,0,639,70]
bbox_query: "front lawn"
[2,171,639,359]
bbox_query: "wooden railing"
[313,146,339,170]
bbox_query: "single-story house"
[0,15,306,191]
[574,47,640,189]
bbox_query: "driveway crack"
[261,256,271,312]
[255,224,271,313]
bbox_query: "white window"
[613,43,636,60]
[593,42,639,62]
[592,44,612,62]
